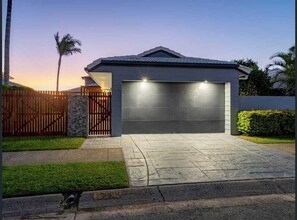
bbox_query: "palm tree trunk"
[4,0,13,85]
[56,56,62,92]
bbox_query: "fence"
[3,90,68,137]
[239,96,295,110]
[88,92,112,135]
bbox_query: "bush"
[237,110,295,136]
[2,85,32,90]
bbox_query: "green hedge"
[237,110,295,136]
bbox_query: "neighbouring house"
[85,46,251,136]
[65,76,102,93]
[2,74,26,87]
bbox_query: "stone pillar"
[67,95,88,137]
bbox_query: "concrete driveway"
[84,134,295,187]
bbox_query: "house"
[65,76,102,93]
[85,46,251,136]
[2,74,26,87]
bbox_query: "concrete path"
[3,149,124,165]
[84,134,295,187]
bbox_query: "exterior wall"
[239,96,295,110]
[67,95,88,136]
[91,65,241,136]
[122,82,225,133]
[224,83,231,134]
[84,77,97,86]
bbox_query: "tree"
[233,59,272,96]
[266,46,295,96]
[4,0,13,85]
[54,32,81,91]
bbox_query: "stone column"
[67,95,88,137]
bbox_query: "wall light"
[204,80,208,84]
[142,78,148,82]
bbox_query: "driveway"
[83,134,295,187]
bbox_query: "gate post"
[67,94,88,137]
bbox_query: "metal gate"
[88,92,112,135]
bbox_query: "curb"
[3,193,63,217]
[3,178,295,217]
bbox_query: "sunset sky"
[2,0,294,90]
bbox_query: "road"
[17,193,295,220]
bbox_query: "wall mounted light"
[142,78,148,82]
[204,80,208,84]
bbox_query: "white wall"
[239,96,295,110]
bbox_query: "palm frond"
[54,32,82,57]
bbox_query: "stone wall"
[67,95,88,137]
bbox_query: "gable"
[143,50,180,58]
[137,46,185,58]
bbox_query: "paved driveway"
[83,134,295,187]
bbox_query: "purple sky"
[2,0,295,90]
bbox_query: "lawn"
[3,137,85,152]
[240,135,295,144]
[3,161,129,198]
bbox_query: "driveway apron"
[118,134,295,187]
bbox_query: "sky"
[2,0,295,90]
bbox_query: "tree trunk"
[4,0,13,85]
[56,56,62,92]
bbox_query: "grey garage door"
[122,82,225,133]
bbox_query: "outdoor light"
[143,78,148,82]
[204,80,208,84]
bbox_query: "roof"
[85,46,240,72]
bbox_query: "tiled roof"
[86,47,238,71]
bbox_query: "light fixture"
[204,80,208,83]
[143,78,148,82]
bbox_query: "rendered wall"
[239,96,295,110]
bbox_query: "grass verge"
[3,161,129,198]
[240,135,295,144]
[3,137,85,152]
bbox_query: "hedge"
[237,110,295,136]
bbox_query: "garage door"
[122,82,225,133]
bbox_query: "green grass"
[3,137,85,152]
[240,135,295,144]
[3,161,129,198]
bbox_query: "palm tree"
[266,46,295,95]
[4,0,13,85]
[54,32,81,91]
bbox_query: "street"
[15,193,295,220]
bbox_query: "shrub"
[237,110,295,136]
[2,85,32,90]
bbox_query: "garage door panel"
[138,94,177,108]
[123,107,176,121]
[195,94,225,108]
[122,82,225,133]
[122,121,225,134]
[175,107,224,121]
[122,95,138,108]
